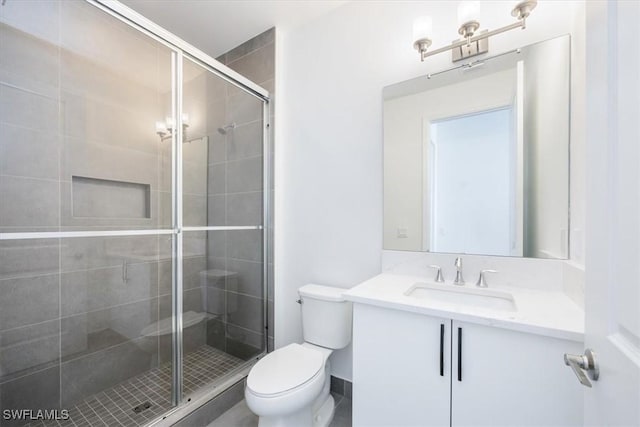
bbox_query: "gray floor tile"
[207,400,257,427]
[30,346,243,427]
[329,398,352,427]
[207,396,352,427]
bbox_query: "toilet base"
[312,393,334,427]
[255,393,334,427]
[257,406,313,427]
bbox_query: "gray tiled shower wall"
[204,28,276,357]
[0,2,272,425]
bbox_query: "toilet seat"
[247,343,324,397]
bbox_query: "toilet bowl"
[245,343,334,427]
[245,284,352,427]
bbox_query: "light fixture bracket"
[452,29,489,62]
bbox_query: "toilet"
[245,284,352,427]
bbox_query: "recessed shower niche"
[71,176,151,219]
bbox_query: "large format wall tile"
[228,230,263,263]
[183,194,208,227]
[183,256,207,290]
[60,137,161,185]
[0,274,59,331]
[0,320,60,380]
[0,20,60,91]
[0,124,60,181]
[226,156,262,194]
[226,259,263,298]
[226,293,263,333]
[226,92,263,127]
[227,192,262,226]
[0,239,60,280]
[208,163,226,195]
[0,176,59,228]
[61,264,158,317]
[227,120,263,161]
[60,1,162,94]
[61,298,160,361]
[60,339,154,407]
[60,235,166,272]
[0,82,59,132]
[221,29,274,65]
[1,366,61,426]
[208,194,227,226]
[226,42,275,88]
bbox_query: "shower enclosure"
[0,1,270,425]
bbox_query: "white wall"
[276,0,585,380]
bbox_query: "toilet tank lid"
[298,284,346,302]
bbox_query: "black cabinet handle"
[439,324,444,376]
[457,327,462,382]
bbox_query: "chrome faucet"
[453,257,465,286]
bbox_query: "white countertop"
[343,273,584,342]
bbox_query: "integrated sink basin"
[404,282,517,312]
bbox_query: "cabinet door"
[451,321,583,426]
[352,304,450,427]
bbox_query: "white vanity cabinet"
[352,303,451,427]
[352,303,584,427]
[450,320,583,426]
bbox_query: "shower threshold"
[25,346,244,427]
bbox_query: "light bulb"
[165,116,174,129]
[457,1,481,27]
[182,113,190,126]
[155,121,168,135]
[413,16,433,42]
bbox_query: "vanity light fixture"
[155,113,190,141]
[413,0,537,63]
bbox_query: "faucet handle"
[476,269,497,288]
[428,265,445,283]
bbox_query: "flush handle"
[564,349,599,387]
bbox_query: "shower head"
[217,123,236,135]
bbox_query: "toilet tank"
[298,284,352,349]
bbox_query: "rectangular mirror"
[383,35,570,259]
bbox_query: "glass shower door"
[179,56,267,400]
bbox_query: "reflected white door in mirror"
[383,35,570,259]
